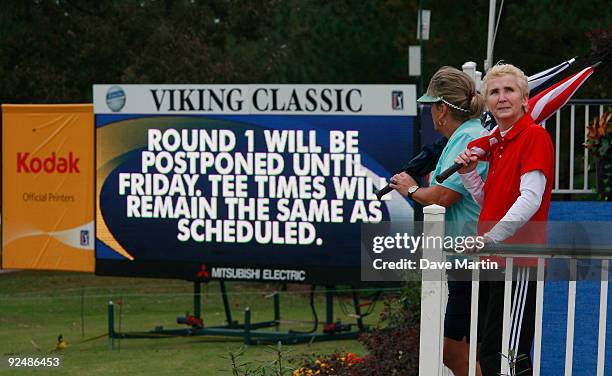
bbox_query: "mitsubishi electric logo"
[106,86,126,112]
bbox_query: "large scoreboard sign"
[94,85,415,284]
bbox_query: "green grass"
[0,271,391,375]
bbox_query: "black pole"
[219,280,234,326]
[107,301,114,350]
[351,288,365,332]
[117,296,122,352]
[325,286,334,325]
[194,282,201,319]
[273,292,280,331]
[415,0,426,223]
[244,307,251,345]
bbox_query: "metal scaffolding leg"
[219,280,236,326]
[325,286,334,325]
[193,282,201,319]
[351,288,365,331]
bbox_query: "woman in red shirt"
[455,63,554,376]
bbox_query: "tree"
[0,0,609,103]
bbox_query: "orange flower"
[598,112,612,137]
[585,110,612,154]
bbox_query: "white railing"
[548,99,611,194]
[418,205,610,376]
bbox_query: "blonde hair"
[426,66,484,121]
[481,63,529,99]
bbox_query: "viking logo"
[106,86,126,112]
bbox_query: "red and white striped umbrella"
[528,65,596,124]
[527,57,576,95]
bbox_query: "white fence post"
[468,268,480,376]
[565,259,577,376]
[500,258,513,375]
[597,259,609,376]
[419,204,446,376]
[533,258,546,376]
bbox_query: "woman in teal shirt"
[390,66,488,376]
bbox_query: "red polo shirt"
[478,114,554,267]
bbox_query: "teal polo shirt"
[431,118,488,238]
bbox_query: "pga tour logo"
[80,230,90,246]
[391,91,404,110]
[106,86,126,112]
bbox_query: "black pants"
[479,267,537,376]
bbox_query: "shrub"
[292,283,421,375]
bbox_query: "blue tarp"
[541,201,612,375]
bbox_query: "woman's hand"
[454,149,479,174]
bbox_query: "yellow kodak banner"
[2,104,94,272]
